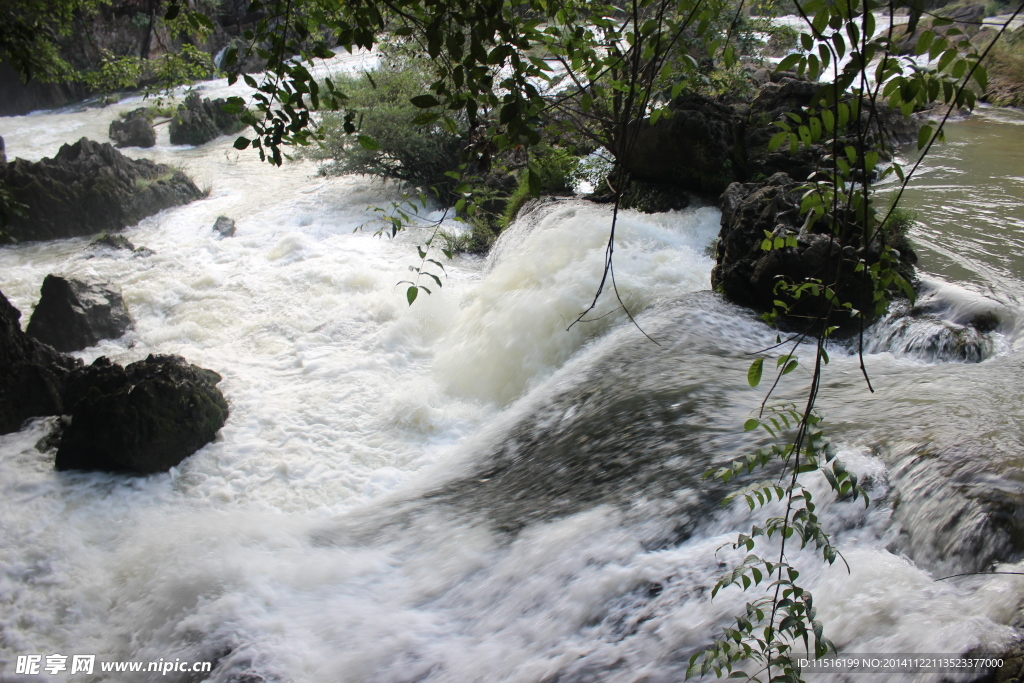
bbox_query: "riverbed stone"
[213,215,236,239]
[0,289,82,434]
[169,93,245,146]
[56,354,229,473]
[26,275,133,353]
[1,137,204,243]
[108,108,157,148]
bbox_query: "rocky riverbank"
[1,137,204,243]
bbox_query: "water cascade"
[2,83,1024,682]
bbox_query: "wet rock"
[0,135,6,165]
[0,289,82,435]
[619,77,918,200]
[864,303,996,363]
[886,442,1024,576]
[619,179,691,213]
[992,641,1024,683]
[169,93,245,146]
[26,275,133,353]
[712,172,916,321]
[108,108,157,148]
[621,94,743,195]
[213,215,236,239]
[1,138,204,243]
[56,354,229,474]
[90,232,135,251]
[87,233,156,257]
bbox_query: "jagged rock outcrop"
[108,108,157,148]
[712,172,915,320]
[1,138,204,243]
[0,290,82,434]
[26,275,133,352]
[56,354,229,474]
[169,93,245,146]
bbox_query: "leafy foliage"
[308,65,463,197]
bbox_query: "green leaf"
[233,136,251,150]
[411,111,441,126]
[744,418,760,431]
[357,135,380,151]
[768,131,789,151]
[406,286,418,305]
[410,94,440,108]
[748,358,764,387]
[917,124,932,150]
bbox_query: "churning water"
[2,78,1024,683]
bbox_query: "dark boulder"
[89,232,135,251]
[620,179,691,213]
[169,93,245,146]
[108,108,157,148]
[0,136,6,165]
[87,233,155,257]
[622,94,744,195]
[56,354,229,474]
[0,290,82,434]
[212,215,236,239]
[712,172,914,321]
[620,78,919,199]
[26,275,133,353]
[1,138,204,243]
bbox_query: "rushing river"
[1,79,1023,683]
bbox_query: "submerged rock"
[108,108,157,148]
[887,441,1024,576]
[90,232,136,251]
[56,354,229,474]
[213,215,236,239]
[87,233,156,258]
[0,290,82,435]
[169,93,245,146]
[26,275,133,353]
[1,138,204,243]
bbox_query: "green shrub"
[498,146,580,230]
[309,66,462,197]
[880,204,917,254]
